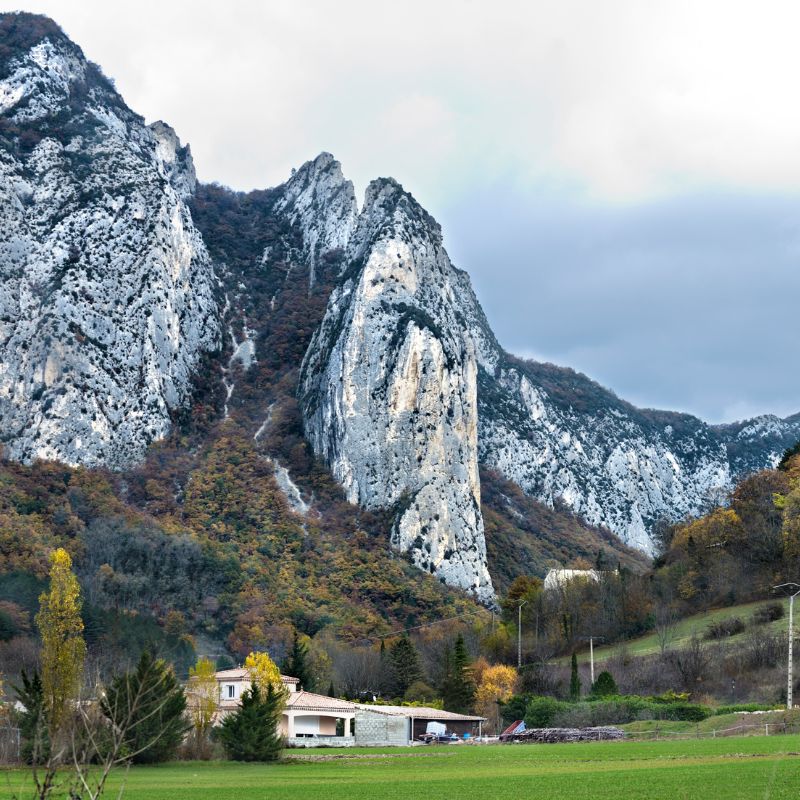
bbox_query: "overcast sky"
[8,0,800,422]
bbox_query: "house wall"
[319,716,337,735]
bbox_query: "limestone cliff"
[0,16,219,467]
[299,179,494,603]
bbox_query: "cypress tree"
[441,634,476,713]
[218,683,284,761]
[569,652,581,701]
[327,682,336,698]
[103,648,188,764]
[378,638,394,697]
[389,635,422,697]
[282,630,314,692]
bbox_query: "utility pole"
[774,583,800,710]
[517,600,528,668]
[580,635,604,686]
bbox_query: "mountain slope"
[298,172,800,566]
[477,354,800,552]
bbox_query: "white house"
[213,668,357,746]
[210,669,486,747]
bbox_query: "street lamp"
[773,582,800,710]
[517,600,528,668]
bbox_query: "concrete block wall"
[354,710,408,746]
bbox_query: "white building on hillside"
[543,568,601,591]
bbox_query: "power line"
[352,609,484,645]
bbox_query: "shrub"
[649,691,690,704]
[704,617,746,640]
[659,703,710,722]
[524,696,570,728]
[589,671,619,698]
[524,693,713,727]
[752,603,784,625]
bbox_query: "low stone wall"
[286,736,355,748]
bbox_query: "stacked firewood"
[505,727,625,743]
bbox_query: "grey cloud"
[441,188,800,423]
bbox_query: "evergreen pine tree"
[389,635,422,697]
[103,648,188,764]
[569,652,581,701]
[440,634,476,713]
[11,669,49,764]
[218,683,284,761]
[282,630,314,692]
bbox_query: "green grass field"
[3,736,800,800]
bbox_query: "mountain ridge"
[1,13,798,606]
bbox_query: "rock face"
[477,359,800,553]
[272,154,358,285]
[299,178,494,603]
[0,16,218,467]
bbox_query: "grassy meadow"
[3,736,800,800]
[580,598,791,662]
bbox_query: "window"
[227,685,235,699]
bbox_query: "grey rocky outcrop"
[299,178,494,603]
[3,15,799,599]
[0,23,219,467]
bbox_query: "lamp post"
[774,582,800,710]
[517,600,528,668]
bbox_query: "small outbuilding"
[354,704,485,744]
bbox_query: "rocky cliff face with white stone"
[0,15,218,467]
[299,178,494,602]
[476,357,800,553]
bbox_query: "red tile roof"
[285,691,357,714]
[215,668,299,683]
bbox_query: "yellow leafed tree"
[244,651,285,697]
[475,664,518,733]
[188,657,218,736]
[188,657,218,757]
[36,548,86,730]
